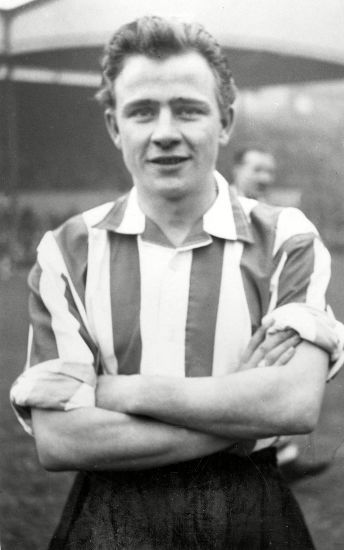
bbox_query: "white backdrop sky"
[0,0,344,64]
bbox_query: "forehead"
[245,151,275,169]
[113,51,218,105]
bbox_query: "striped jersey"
[11,171,333,433]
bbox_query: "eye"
[130,106,155,120]
[174,102,209,120]
[175,105,204,119]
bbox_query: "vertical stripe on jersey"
[185,238,224,377]
[28,263,59,366]
[82,202,120,374]
[109,233,142,375]
[268,251,288,312]
[61,274,99,364]
[38,231,93,343]
[54,214,89,307]
[85,227,116,374]
[212,241,252,376]
[239,203,280,331]
[306,238,331,308]
[272,233,316,307]
[35,251,95,366]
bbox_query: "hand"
[240,323,301,371]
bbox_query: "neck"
[137,182,217,247]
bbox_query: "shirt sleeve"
[10,231,98,435]
[266,207,343,379]
[262,303,344,380]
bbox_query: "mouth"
[148,156,190,166]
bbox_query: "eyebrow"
[122,99,156,116]
[172,97,209,106]
[172,98,211,110]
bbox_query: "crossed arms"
[19,220,334,472]
[31,328,328,471]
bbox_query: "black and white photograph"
[1,1,344,548]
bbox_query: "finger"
[249,327,296,356]
[261,316,275,330]
[257,334,301,367]
[248,330,296,364]
[251,330,297,363]
[263,329,298,348]
[258,346,296,368]
[263,334,301,365]
[274,346,297,366]
[241,325,266,363]
[258,347,297,368]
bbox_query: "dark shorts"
[49,448,315,550]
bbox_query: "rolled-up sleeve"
[263,303,344,380]
[266,207,344,379]
[10,231,97,435]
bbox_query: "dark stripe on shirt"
[185,238,224,377]
[28,263,59,366]
[53,214,89,307]
[240,203,282,332]
[273,233,316,306]
[109,233,142,375]
[94,194,129,232]
[143,218,174,247]
[61,274,99,365]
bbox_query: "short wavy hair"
[96,16,237,118]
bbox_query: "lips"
[149,156,189,165]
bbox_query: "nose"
[151,108,181,148]
[259,171,274,186]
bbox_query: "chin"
[154,177,190,199]
[159,186,188,201]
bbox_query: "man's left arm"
[96,340,328,440]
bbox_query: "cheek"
[189,126,218,148]
[198,127,222,158]
[118,132,140,160]
[117,136,140,172]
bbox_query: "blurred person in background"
[232,145,332,481]
[10,16,344,550]
[231,146,276,201]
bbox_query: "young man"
[11,16,343,549]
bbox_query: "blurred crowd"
[0,196,75,280]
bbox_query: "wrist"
[95,374,114,409]
[126,374,144,414]
[132,375,183,418]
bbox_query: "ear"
[219,107,235,146]
[105,108,121,150]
